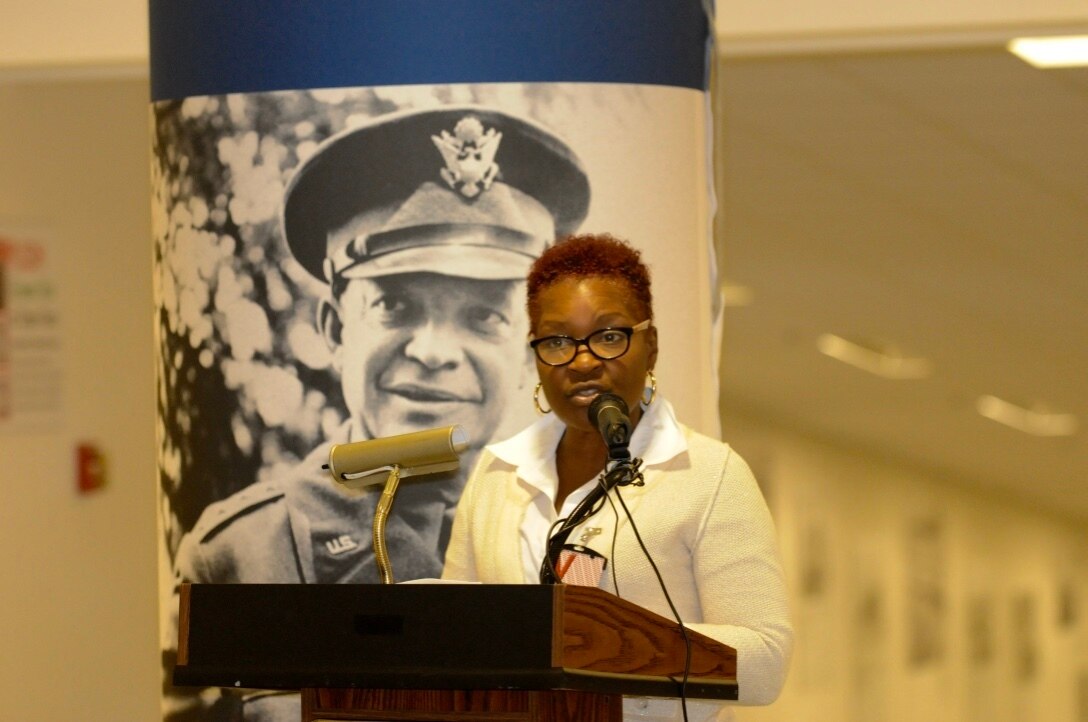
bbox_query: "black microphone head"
[588,392,628,427]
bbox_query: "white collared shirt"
[487,397,688,584]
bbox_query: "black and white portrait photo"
[153,82,717,721]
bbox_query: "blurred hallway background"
[0,2,1085,720]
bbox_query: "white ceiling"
[714,44,1088,523]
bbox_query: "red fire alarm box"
[77,443,107,493]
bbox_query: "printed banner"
[150,4,716,721]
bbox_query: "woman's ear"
[646,324,659,370]
[317,296,343,349]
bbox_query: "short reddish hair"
[527,233,653,330]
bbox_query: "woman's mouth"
[567,384,607,405]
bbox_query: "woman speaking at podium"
[443,233,793,722]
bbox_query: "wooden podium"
[175,582,737,722]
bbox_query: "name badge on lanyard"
[556,544,608,587]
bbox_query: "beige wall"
[0,2,147,68]
[722,411,1088,722]
[0,78,158,720]
[715,0,1088,41]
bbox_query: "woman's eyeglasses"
[530,320,651,366]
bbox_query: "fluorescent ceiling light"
[976,395,1078,437]
[816,333,932,380]
[1008,35,1088,68]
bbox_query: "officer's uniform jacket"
[175,423,463,585]
[165,423,466,721]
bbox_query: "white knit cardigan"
[443,400,793,722]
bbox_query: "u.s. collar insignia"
[431,116,502,198]
[325,534,358,555]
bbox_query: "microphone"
[588,393,631,459]
[324,425,469,490]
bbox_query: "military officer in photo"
[166,105,589,722]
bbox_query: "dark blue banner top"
[149,0,711,101]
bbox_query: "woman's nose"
[403,320,466,370]
[567,342,603,374]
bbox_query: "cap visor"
[340,245,535,281]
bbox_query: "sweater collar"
[488,396,687,493]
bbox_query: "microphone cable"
[539,457,642,585]
[539,474,611,584]
[610,485,694,722]
[538,456,694,722]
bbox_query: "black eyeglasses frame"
[529,320,651,367]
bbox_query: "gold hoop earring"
[642,371,657,407]
[533,383,552,414]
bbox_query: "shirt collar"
[488,395,688,494]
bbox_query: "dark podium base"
[176,583,737,722]
[303,687,621,722]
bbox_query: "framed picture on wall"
[1058,578,1078,630]
[1011,593,1038,683]
[906,515,946,667]
[849,540,889,722]
[1078,669,1088,722]
[967,594,995,668]
[799,521,829,600]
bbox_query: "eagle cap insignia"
[431,116,502,198]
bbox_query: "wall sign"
[0,228,62,431]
